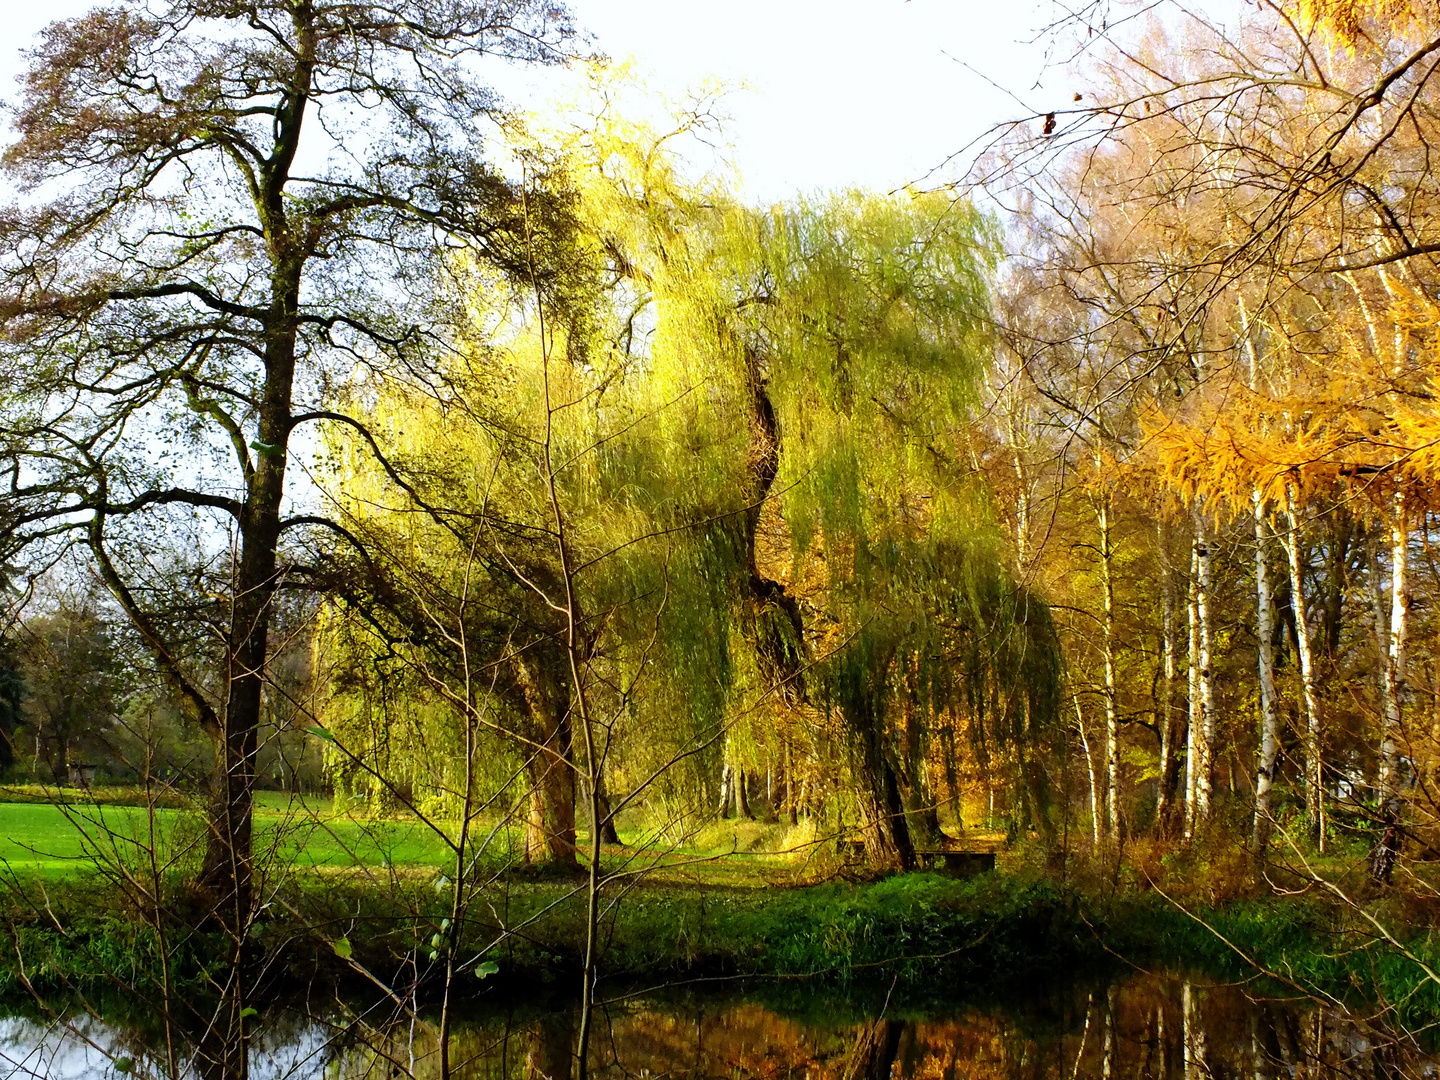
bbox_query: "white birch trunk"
[1282,485,1324,848]
[1185,545,1201,839]
[1377,495,1408,811]
[1251,491,1281,855]
[1193,509,1216,828]
[1076,694,1102,847]
[1099,495,1121,845]
[1158,519,1179,832]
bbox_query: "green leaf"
[114,1058,133,1074]
[239,1007,258,1020]
[306,725,336,743]
[332,936,352,960]
[475,960,499,979]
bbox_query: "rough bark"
[741,345,808,703]
[515,654,577,867]
[735,766,755,821]
[716,761,733,819]
[900,691,940,846]
[851,694,917,872]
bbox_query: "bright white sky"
[0,0,1075,202]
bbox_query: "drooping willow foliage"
[315,85,1065,868]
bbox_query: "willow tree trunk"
[1251,495,1281,857]
[851,696,917,871]
[901,696,940,846]
[740,345,807,701]
[1282,486,1325,848]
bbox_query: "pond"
[0,971,1430,1079]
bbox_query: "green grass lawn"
[0,798,463,879]
[0,790,864,887]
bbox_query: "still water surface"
[0,972,1430,1078]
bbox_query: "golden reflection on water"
[323,973,1428,1080]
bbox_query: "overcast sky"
[0,0,1075,202]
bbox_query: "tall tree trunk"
[740,345,808,702]
[1185,546,1199,837]
[784,737,798,825]
[900,688,939,846]
[939,722,963,831]
[1098,496,1121,846]
[1157,518,1184,835]
[1251,494,1281,857]
[735,765,754,821]
[851,693,916,871]
[1018,705,1057,846]
[1379,499,1408,810]
[516,656,577,867]
[1282,485,1325,849]
[1076,694,1102,846]
[1369,504,1408,882]
[716,761,733,819]
[1191,509,1216,831]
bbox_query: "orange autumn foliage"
[1140,284,1440,514]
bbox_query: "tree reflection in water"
[0,973,1432,1078]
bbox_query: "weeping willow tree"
[316,79,1066,874]
[688,193,1066,869]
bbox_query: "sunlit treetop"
[1289,0,1436,44]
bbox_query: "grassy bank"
[0,795,1435,1023]
[2,865,1434,1026]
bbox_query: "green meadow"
[0,793,460,880]
[0,790,829,887]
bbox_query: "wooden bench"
[835,838,996,875]
[917,849,996,876]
